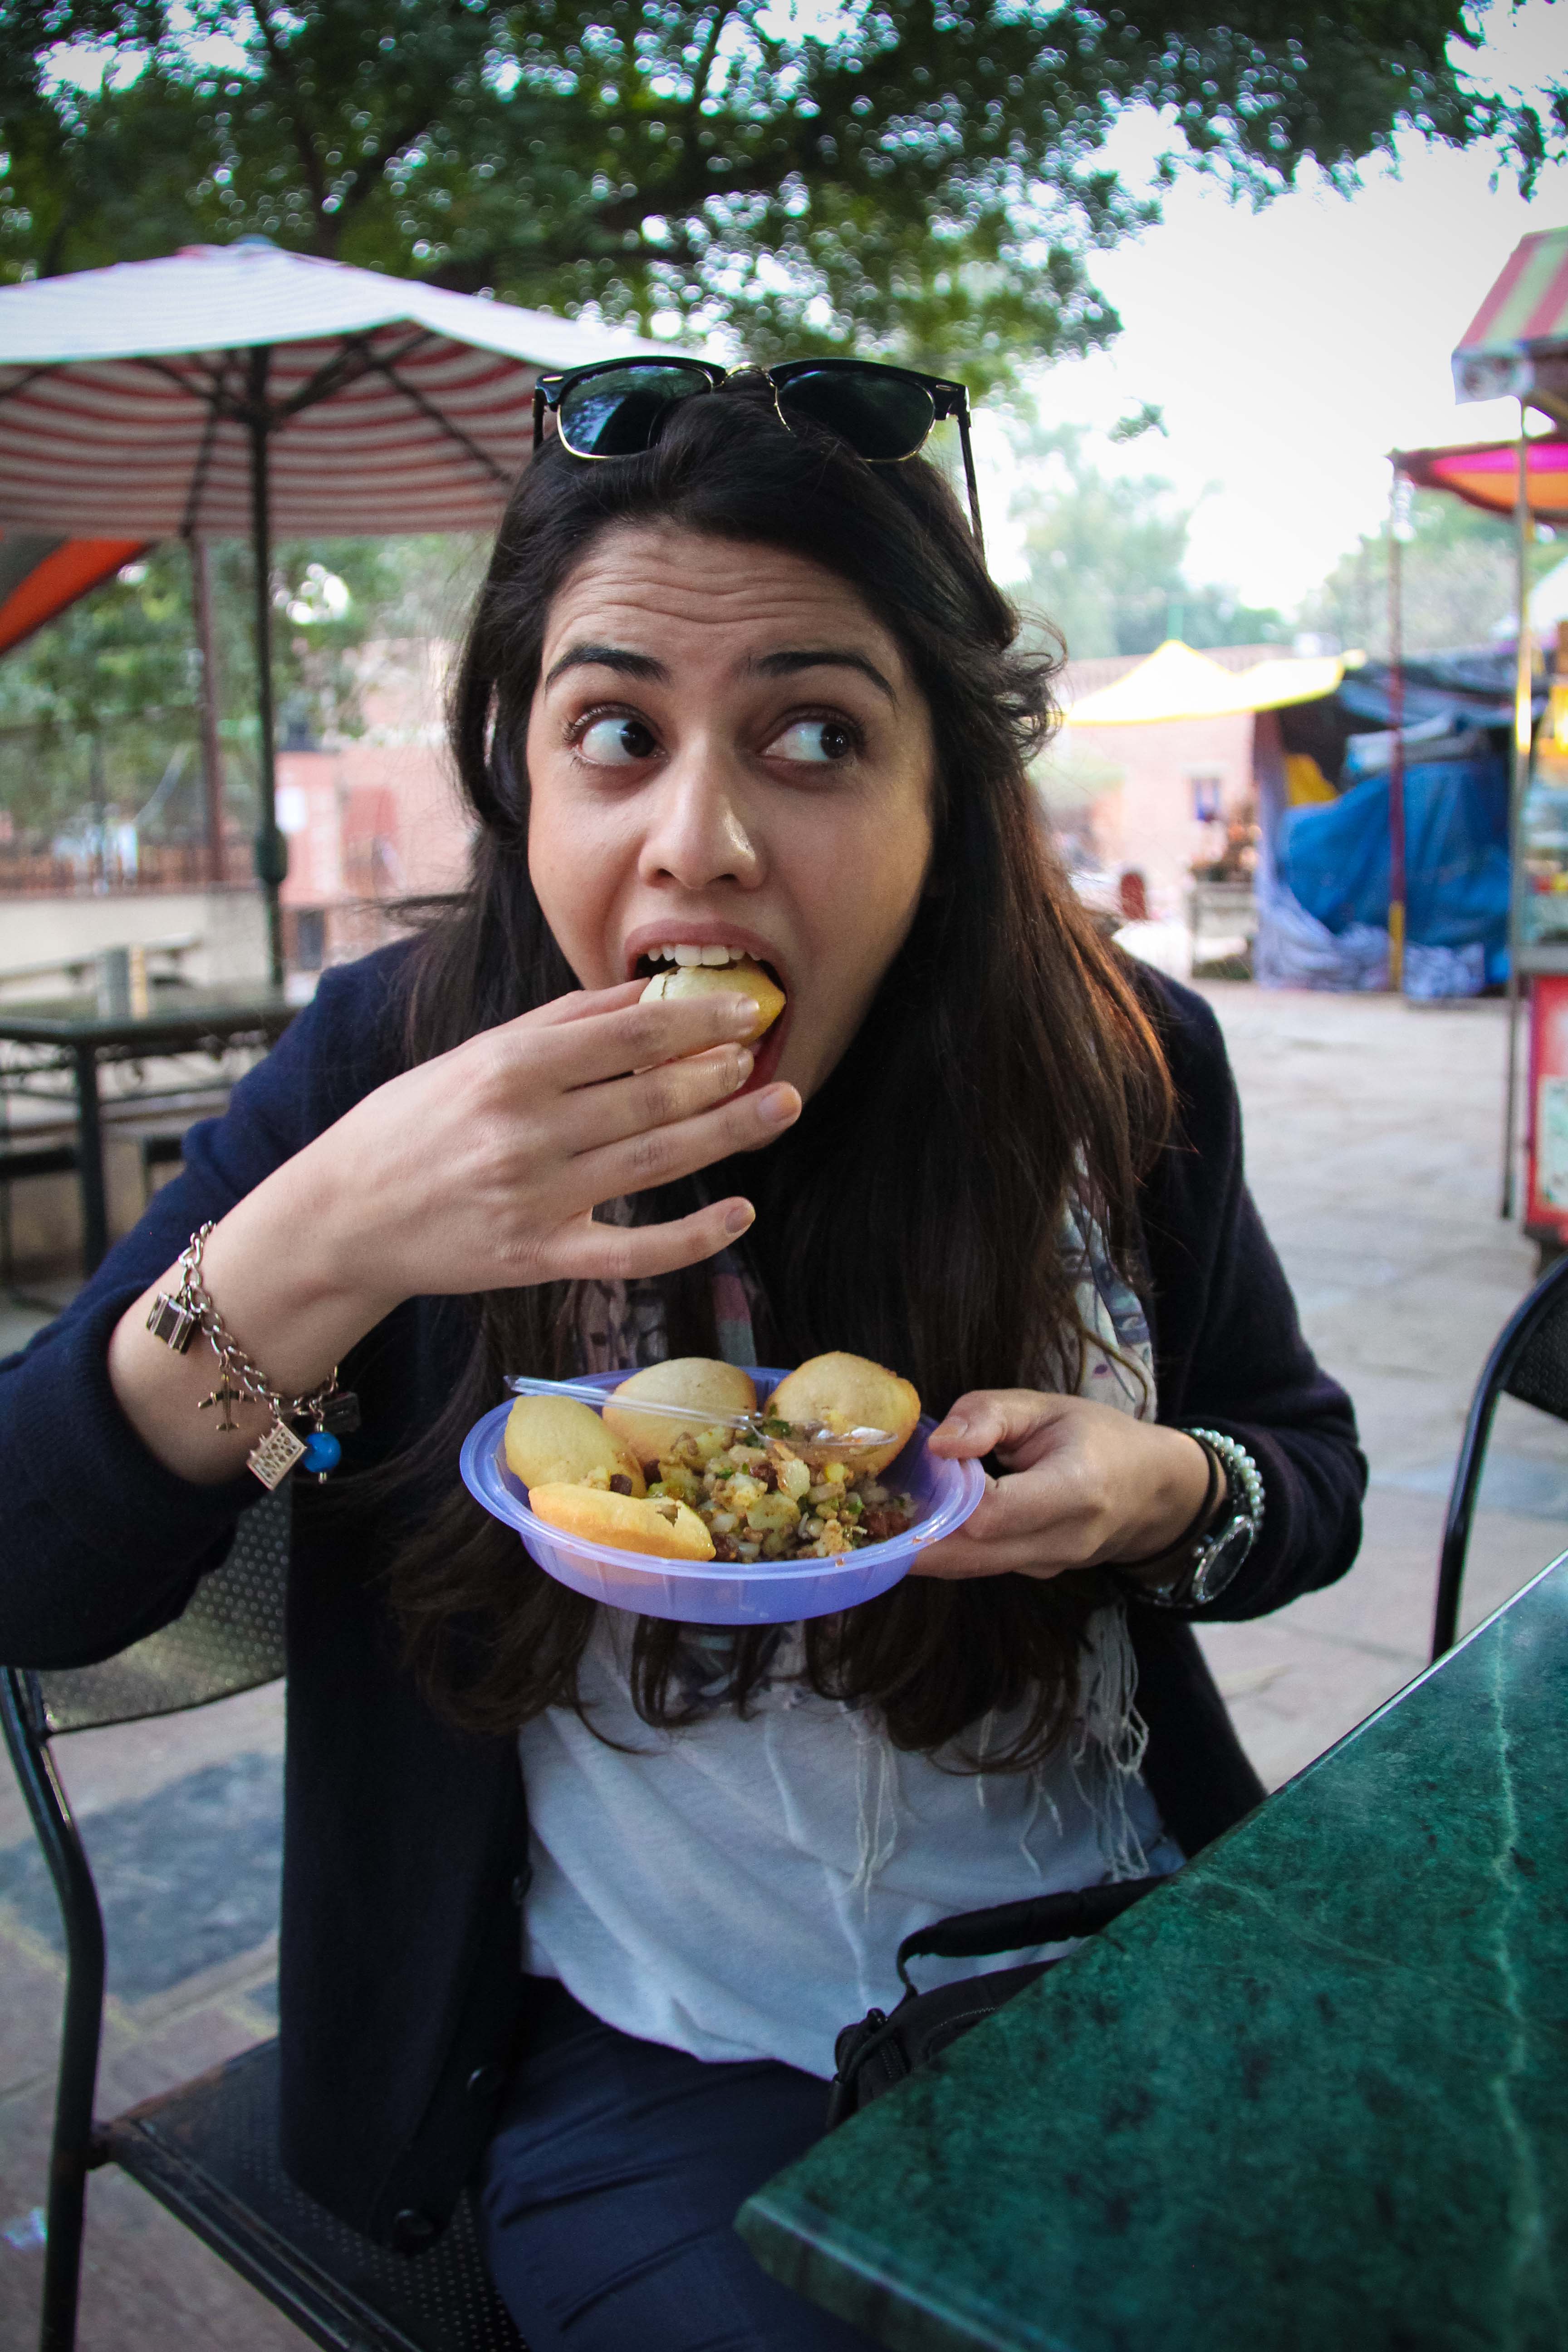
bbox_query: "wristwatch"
[1126,1429,1264,1610]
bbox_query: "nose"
[637,741,764,892]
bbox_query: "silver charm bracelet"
[146,1222,360,1490]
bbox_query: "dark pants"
[477,1980,877,2352]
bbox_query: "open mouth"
[632,942,785,988]
[630,940,790,1096]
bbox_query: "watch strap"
[1122,1430,1264,1610]
[1117,1436,1227,1584]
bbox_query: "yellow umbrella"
[1066,639,1344,725]
[1066,640,1240,725]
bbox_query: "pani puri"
[603,1358,759,1467]
[527,1483,717,1560]
[504,1394,644,1496]
[639,957,785,1043]
[768,1351,921,1477]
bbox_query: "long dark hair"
[380,376,1171,1768]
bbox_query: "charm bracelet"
[145,1223,360,1489]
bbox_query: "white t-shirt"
[517,1612,1181,2080]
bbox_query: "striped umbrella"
[0,241,665,977]
[1452,225,1568,428]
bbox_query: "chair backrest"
[35,1489,289,1735]
[1501,1287,1568,1424]
[1434,1253,1568,1660]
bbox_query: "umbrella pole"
[247,351,286,988]
[186,534,226,888]
[1502,402,1534,1221]
[1386,468,1406,995]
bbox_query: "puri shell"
[768,1351,921,1477]
[603,1357,758,1468]
[640,956,785,1043]
[504,1395,644,1496]
[527,1482,716,1560]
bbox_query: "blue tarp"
[1277,750,1510,978]
[1334,652,1544,735]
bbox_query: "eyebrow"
[544,642,671,689]
[542,640,899,703]
[745,649,898,703]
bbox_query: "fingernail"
[730,1048,755,1089]
[725,1202,755,1235]
[757,1085,797,1125]
[721,995,759,1032]
[941,1413,970,1437]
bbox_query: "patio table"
[0,986,294,1274]
[739,1553,1568,2351]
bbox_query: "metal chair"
[1433,1250,1568,1661]
[1,1489,524,2352]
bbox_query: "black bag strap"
[895,1875,1167,1993]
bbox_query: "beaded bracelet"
[146,1223,360,1490]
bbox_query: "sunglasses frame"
[532,355,984,552]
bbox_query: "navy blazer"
[0,944,1365,2251]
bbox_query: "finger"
[955,1463,1093,1548]
[926,1389,1077,1460]
[910,1507,1093,1581]
[554,1199,757,1283]
[560,1044,757,1156]
[530,990,765,1090]
[529,980,648,1026]
[571,1081,801,1202]
[908,1536,1081,1583]
[909,1462,1100,1576]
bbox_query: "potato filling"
[643,1421,918,1563]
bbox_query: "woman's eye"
[578,715,658,764]
[768,718,858,764]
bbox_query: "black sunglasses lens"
[775,368,935,460]
[555,364,711,456]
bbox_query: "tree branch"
[248,0,333,248]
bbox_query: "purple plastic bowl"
[459,1366,986,1625]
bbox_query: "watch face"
[1191,1515,1254,1604]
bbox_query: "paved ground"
[0,980,1560,2347]
[1189,984,1552,1787]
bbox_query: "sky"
[977,0,1568,612]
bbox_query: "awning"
[1065,639,1343,727]
[0,529,149,653]
[1452,225,1568,427]
[1393,436,1568,523]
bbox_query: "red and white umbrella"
[0,242,663,973]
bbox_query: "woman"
[0,367,1363,2351]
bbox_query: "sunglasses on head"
[532,356,984,552]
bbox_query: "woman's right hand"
[309,978,798,1309]
[107,980,799,1485]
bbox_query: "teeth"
[643,943,750,970]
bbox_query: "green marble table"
[739,1556,1568,2351]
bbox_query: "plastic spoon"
[503,1372,892,1450]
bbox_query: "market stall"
[1449,222,1568,1220]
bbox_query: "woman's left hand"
[911,1391,1212,1583]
